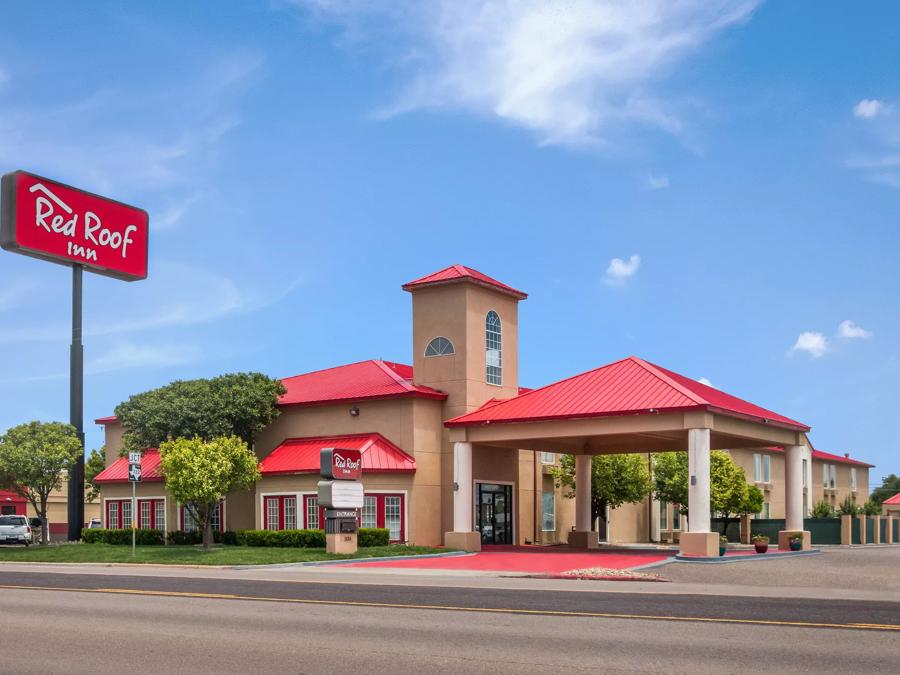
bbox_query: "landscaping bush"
[236,529,326,548]
[166,530,238,545]
[837,495,860,516]
[358,528,390,547]
[811,500,835,518]
[81,528,165,545]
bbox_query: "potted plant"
[788,532,803,551]
[752,533,769,554]
[719,535,728,557]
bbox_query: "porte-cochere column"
[568,453,600,549]
[444,442,482,552]
[778,444,812,550]
[678,428,719,557]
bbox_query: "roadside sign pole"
[131,480,136,558]
[67,264,85,541]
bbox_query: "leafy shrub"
[219,530,238,546]
[811,500,835,518]
[751,533,769,543]
[358,528,390,547]
[81,528,164,545]
[862,499,881,516]
[837,496,860,516]
[236,529,326,548]
[167,530,202,545]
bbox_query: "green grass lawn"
[0,543,448,566]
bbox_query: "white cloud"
[645,173,670,190]
[604,254,641,286]
[87,343,202,374]
[292,0,760,147]
[790,332,829,359]
[854,99,888,119]
[838,320,872,340]
[846,98,900,189]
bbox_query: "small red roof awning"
[95,415,118,424]
[260,433,416,476]
[94,450,164,484]
[883,493,900,506]
[0,489,26,503]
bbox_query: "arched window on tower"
[485,311,502,385]
[425,336,455,357]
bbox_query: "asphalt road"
[1,571,899,673]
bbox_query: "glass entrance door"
[477,483,513,545]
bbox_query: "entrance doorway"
[476,483,513,545]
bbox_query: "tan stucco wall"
[102,422,126,465]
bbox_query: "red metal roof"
[883,493,900,505]
[94,449,164,484]
[446,356,809,431]
[279,359,446,407]
[402,264,528,300]
[95,415,118,424]
[0,489,25,503]
[259,433,416,475]
[764,445,873,467]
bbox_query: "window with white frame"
[851,468,857,491]
[540,452,555,465]
[823,463,829,488]
[672,508,681,531]
[830,464,837,489]
[266,497,280,531]
[753,454,762,482]
[384,496,402,541]
[541,491,555,532]
[108,501,119,529]
[137,499,165,530]
[284,496,297,530]
[425,337,455,357]
[361,496,377,529]
[659,501,668,530]
[802,459,808,487]
[182,501,223,532]
[763,455,771,483]
[306,496,319,530]
[106,499,133,529]
[485,311,502,385]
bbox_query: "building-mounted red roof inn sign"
[1,170,149,281]
[320,448,363,481]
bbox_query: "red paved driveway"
[337,546,673,574]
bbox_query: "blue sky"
[0,1,897,480]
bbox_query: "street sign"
[1,170,149,281]
[320,447,362,480]
[128,452,141,464]
[128,463,142,482]
[317,480,364,509]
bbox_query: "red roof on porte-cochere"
[883,493,900,505]
[259,433,416,475]
[94,450,164,484]
[446,356,809,431]
[402,264,528,300]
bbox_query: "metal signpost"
[318,448,364,554]
[128,452,141,557]
[1,170,148,540]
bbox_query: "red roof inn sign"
[1,170,148,281]
[1,169,149,542]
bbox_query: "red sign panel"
[1,170,148,281]
[320,448,363,480]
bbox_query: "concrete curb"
[228,550,471,570]
[674,549,821,564]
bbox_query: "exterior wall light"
[349,406,360,417]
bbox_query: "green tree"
[0,421,82,545]
[115,373,286,454]
[550,454,650,531]
[159,436,261,550]
[868,473,900,507]
[653,450,759,535]
[84,447,107,503]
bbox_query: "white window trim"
[424,336,455,357]
[540,452,555,465]
[540,490,556,532]
[485,309,503,387]
[258,491,302,530]
[177,498,226,532]
[361,489,410,544]
[103,495,166,530]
